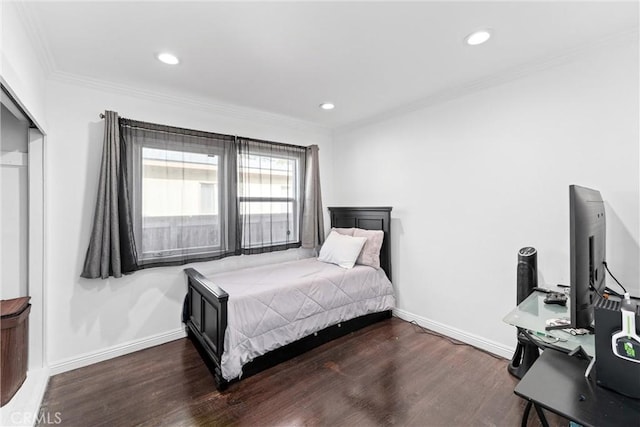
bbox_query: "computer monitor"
[570,184,606,330]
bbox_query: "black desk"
[514,349,640,427]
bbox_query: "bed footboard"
[184,268,229,389]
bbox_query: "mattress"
[208,257,395,380]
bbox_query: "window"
[238,153,300,248]
[122,121,236,266]
[237,138,306,253]
[121,122,307,266]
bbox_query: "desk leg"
[521,401,532,427]
[533,403,550,427]
[521,400,550,427]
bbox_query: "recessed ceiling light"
[319,103,335,110]
[465,30,492,46]
[157,52,180,65]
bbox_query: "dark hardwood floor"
[38,318,568,426]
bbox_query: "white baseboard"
[0,367,50,427]
[49,328,186,376]
[392,308,515,360]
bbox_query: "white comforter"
[208,257,395,380]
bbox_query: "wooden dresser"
[1,296,31,406]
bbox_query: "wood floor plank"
[37,318,568,426]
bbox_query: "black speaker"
[516,246,537,304]
[508,247,540,379]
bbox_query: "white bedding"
[207,257,395,380]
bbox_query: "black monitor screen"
[570,184,606,330]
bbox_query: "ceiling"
[23,1,639,129]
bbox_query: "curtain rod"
[97,112,312,151]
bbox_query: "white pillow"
[318,231,367,269]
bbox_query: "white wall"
[332,38,639,352]
[44,78,333,370]
[0,2,47,129]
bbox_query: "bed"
[183,206,394,390]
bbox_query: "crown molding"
[334,26,639,135]
[47,70,332,136]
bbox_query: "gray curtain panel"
[81,111,138,278]
[301,145,325,249]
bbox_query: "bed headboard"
[328,206,392,281]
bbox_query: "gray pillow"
[353,228,384,269]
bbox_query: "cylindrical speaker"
[516,247,537,305]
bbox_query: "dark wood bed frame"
[184,206,393,390]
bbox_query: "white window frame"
[137,144,226,262]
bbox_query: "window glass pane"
[200,183,218,214]
[239,201,296,247]
[238,154,296,198]
[141,147,221,259]
[237,146,302,251]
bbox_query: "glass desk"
[503,289,595,357]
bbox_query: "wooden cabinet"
[1,296,31,407]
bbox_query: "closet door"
[0,101,29,300]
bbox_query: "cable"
[520,329,570,354]
[603,261,627,294]
[407,320,503,360]
[589,276,606,299]
[604,287,624,298]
